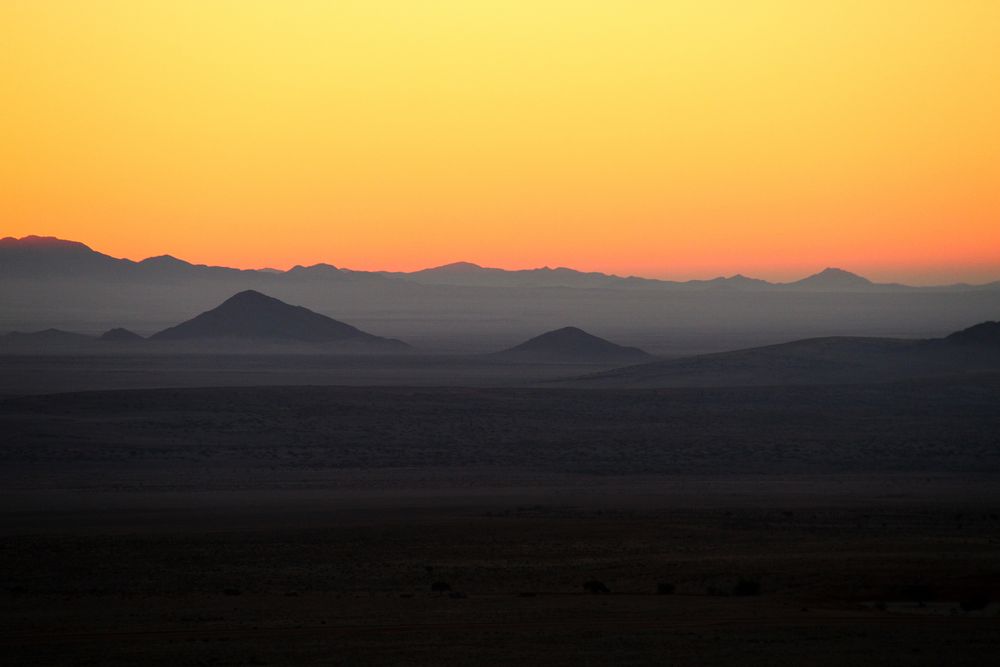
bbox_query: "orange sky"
[2,1,999,284]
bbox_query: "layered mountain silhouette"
[4,236,1000,355]
[150,290,408,350]
[558,321,1000,388]
[5,235,995,291]
[493,327,653,363]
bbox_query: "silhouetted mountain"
[403,262,641,288]
[4,236,1000,355]
[788,268,874,290]
[494,327,652,363]
[945,321,1000,348]
[416,261,486,275]
[138,255,191,270]
[560,321,1000,388]
[0,235,89,252]
[100,328,144,342]
[285,263,341,278]
[689,274,773,290]
[5,235,996,292]
[0,236,127,279]
[150,290,409,350]
[0,236,256,282]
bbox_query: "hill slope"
[787,267,874,290]
[493,327,653,363]
[559,321,1000,387]
[150,290,408,350]
[946,320,1000,347]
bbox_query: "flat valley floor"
[2,375,999,665]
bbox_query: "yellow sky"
[2,1,999,282]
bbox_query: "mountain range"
[4,286,998,389]
[3,235,996,291]
[3,235,1000,355]
[0,291,646,359]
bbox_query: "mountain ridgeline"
[3,235,1000,356]
[3,235,993,291]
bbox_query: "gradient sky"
[3,1,999,283]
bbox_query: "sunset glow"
[3,1,999,283]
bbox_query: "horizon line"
[5,234,1000,287]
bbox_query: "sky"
[2,1,999,284]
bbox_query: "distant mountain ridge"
[4,235,996,290]
[5,235,1000,355]
[0,235,258,282]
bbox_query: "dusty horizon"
[6,233,1000,287]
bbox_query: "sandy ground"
[3,479,1000,666]
[2,380,999,664]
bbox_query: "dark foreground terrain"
[2,378,1000,665]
